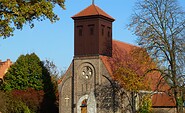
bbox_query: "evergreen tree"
[3,53,45,90]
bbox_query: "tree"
[44,59,60,79]
[41,59,60,113]
[112,47,153,113]
[139,94,152,113]
[128,0,185,112]
[1,54,59,112]
[3,53,44,90]
[0,0,65,38]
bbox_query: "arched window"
[81,99,87,107]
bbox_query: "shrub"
[0,91,31,113]
[11,88,44,113]
[139,95,152,113]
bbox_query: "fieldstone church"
[58,4,175,113]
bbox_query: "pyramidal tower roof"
[72,4,115,21]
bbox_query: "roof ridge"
[93,4,100,16]
[113,39,139,48]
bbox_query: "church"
[58,4,176,113]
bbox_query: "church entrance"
[77,93,97,113]
[80,99,87,113]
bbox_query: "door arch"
[77,92,97,113]
[77,95,88,113]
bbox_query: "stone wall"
[58,56,135,113]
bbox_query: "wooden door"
[81,99,87,113]
[81,106,87,113]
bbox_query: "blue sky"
[0,0,184,71]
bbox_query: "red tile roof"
[72,4,115,20]
[100,40,140,77]
[152,92,175,107]
[100,40,176,107]
[0,59,12,79]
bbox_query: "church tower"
[72,4,115,57]
[59,4,116,113]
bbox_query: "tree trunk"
[174,88,184,113]
[179,90,184,113]
[174,89,179,113]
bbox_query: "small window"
[90,27,94,35]
[108,31,110,37]
[107,27,111,37]
[79,29,82,36]
[88,24,94,35]
[101,25,105,36]
[77,25,83,36]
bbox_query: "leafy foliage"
[43,59,59,94]
[111,47,154,92]
[106,43,158,112]
[0,0,65,38]
[3,53,44,90]
[139,95,152,113]
[11,88,44,113]
[114,67,148,92]
[41,60,59,113]
[0,91,31,113]
[1,54,59,113]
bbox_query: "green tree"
[0,0,65,38]
[41,59,60,113]
[43,59,59,95]
[128,0,185,112]
[1,53,60,112]
[3,53,44,90]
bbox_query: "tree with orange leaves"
[110,45,154,113]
